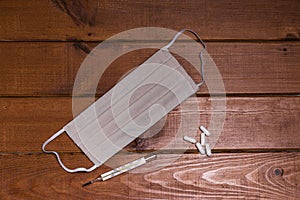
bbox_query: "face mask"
[42,29,206,173]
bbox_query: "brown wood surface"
[0,0,299,199]
[0,97,299,152]
[0,0,299,41]
[1,42,299,96]
[0,153,299,199]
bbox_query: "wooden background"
[0,0,299,199]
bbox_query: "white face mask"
[42,29,206,173]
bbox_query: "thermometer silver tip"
[82,177,102,187]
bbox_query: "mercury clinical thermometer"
[82,154,157,187]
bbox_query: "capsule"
[183,136,196,144]
[199,126,211,136]
[200,133,206,145]
[195,142,205,155]
[205,143,212,156]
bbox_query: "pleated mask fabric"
[42,29,206,173]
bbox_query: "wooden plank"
[0,153,299,199]
[0,42,299,95]
[0,97,299,152]
[0,0,299,41]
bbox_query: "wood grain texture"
[0,1,299,199]
[0,153,299,199]
[0,42,299,96]
[0,0,299,41]
[0,97,299,152]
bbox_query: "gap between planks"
[1,148,300,156]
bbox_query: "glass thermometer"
[82,154,156,187]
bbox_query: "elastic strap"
[42,128,97,173]
[162,29,206,87]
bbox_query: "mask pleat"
[65,49,198,165]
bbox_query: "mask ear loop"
[162,29,206,87]
[42,128,98,173]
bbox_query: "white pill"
[205,143,212,156]
[195,142,205,155]
[183,136,196,144]
[199,126,211,136]
[200,133,206,145]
